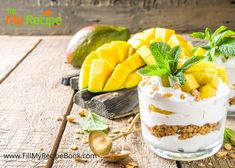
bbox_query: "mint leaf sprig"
[191,26,235,61]
[138,42,203,85]
[78,109,108,133]
[224,128,235,146]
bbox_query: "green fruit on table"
[66,25,130,67]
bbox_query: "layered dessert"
[137,41,230,160]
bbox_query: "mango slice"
[109,64,131,85]
[136,45,156,65]
[88,59,113,92]
[124,72,142,88]
[167,34,187,48]
[80,41,145,92]
[103,78,124,92]
[121,53,145,72]
[149,105,173,115]
[155,28,175,42]
[186,61,216,74]
[194,47,207,56]
[216,67,229,84]
[98,44,121,68]
[192,72,216,85]
[88,75,107,92]
[181,74,200,92]
[199,84,217,98]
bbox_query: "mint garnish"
[78,110,108,133]
[191,26,235,61]
[138,42,203,85]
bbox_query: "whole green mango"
[66,25,130,67]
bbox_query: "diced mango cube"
[136,45,152,59]
[90,59,113,78]
[143,28,156,35]
[216,67,229,84]
[79,64,91,90]
[186,61,216,73]
[144,55,156,65]
[192,72,216,85]
[194,47,207,56]
[181,74,200,93]
[121,53,145,72]
[127,38,143,49]
[150,37,162,43]
[180,48,191,58]
[128,47,135,57]
[187,41,194,50]
[83,51,100,65]
[109,64,131,85]
[124,72,142,88]
[167,34,187,48]
[199,84,217,98]
[103,78,123,92]
[208,76,219,88]
[98,44,121,68]
[88,75,107,92]
[111,41,130,62]
[155,28,175,42]
[161,75,170,87]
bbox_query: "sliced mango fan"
[79,27,229,95]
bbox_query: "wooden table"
[0,36,234,168]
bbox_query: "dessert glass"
[138,77,230,161]
[216,57,235,111]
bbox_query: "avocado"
[66,25,130,67]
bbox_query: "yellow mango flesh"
[79,64,91,90]
[124,72,142,88]
[128,27,194,65]
[111,41,130,62]
[216,67,229,84]
[88,75,107,92]
[155,28,175,42]
[79,51,100,90]
[150,37,162,43]
[194,47,207,56]
[167,34,187,48]
[192,72,216,85]
[88,59,113,92]
[109,64,131,85]
[103,78,124,92]
[80,41,146,92]
[98,44,121,68]
[121,53,145,72]
[161,75,170,87]
[186,61,216,73]
[181,74,200,92]
[127,38,143,49]
[137,45,152,59]
[200,84,217,98]
[208,76,219,88]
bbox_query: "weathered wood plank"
[53,105,178,168]
[0,36,41,84]
[0,0,234,35]
[74,88,138,119]
[0,36,77,167]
